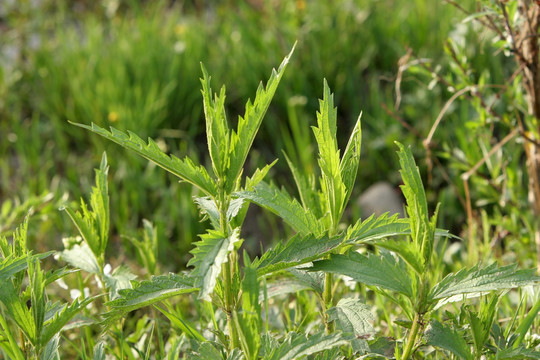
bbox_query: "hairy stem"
[323,272,334,333]
[218,190,240,350]
[401,312,422,360]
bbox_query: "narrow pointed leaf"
[92,152,109,255]
[428,263,540,306]
[0,280,36,344]
[313,80,346,226]
[0,252,52,282]
[236,181,322,236]
[93,342,106,360]
[201,64,229,179]
[345,213,409,244]
[40,335,60,360]
[373,239,423,275]
[70,122,217,196]
[339,114,362,212]
[188,229,241,300]
[104,274,197,324]
[62,206,100,258]
[267,331,350,360]
[245,160,278,191]
[288,268,325,294]
[310,251,413,297]
[226,44,295,193]
[40,297,94,347]
[254,233,343,277]
[424,320,473,360]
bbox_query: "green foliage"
[188,229,241,300]
[424,320,473,360]
[71,124,217,197]
[2,5,540,356]
[311,251,414,297]
[264,331,351,360]
[428,263,539,306]
[62,152,110,264]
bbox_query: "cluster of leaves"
[0,45,539,359]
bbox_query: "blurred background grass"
[4,0,531,270]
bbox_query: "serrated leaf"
[59,242,100,274]
[236,264,261,359]
[201,64,230,179]
[104,265,137,300]
[194,197,245,230]
[310,251,413,297]
[346,213,409,244]
[191,342,223,360]
[0,280,36,344]
[467,295,498,353]
[254,233,343,277]
[396,142,436,265]
[225,44,295,193]
[62,206,101,259]
[0,252,52,283]
[288,268,325,294]
[188,229,241,300]
[40,296,94,347]
[313,81,346,228]
[424,320,473,360]
[245,160,278,191]
[327,298,375,338]
[339,114,362,212]
[91,152,109,255]
[93,341,105,360]
[104,273,197,325]
[236,181,322,236]
[372,239,423,275]
[428,263,540,307]
[70,122,217,196]
[28,259,46,344]
[267,331,351,360]
[40,334,60,360]
[496,346,540,359]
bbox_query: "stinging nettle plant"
[62,44,540,358]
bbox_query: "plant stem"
[401,312,422,360]
[224,253,240,350]
[323,272,334,333]
[218,190,240,350]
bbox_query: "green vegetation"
[1,0,540,358]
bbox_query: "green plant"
[67,45,540,358]
[0,217,92,359]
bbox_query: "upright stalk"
[401,312,422,360]
[218,190,240,350]
[323,222,338,333]
[323,272,334,333]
